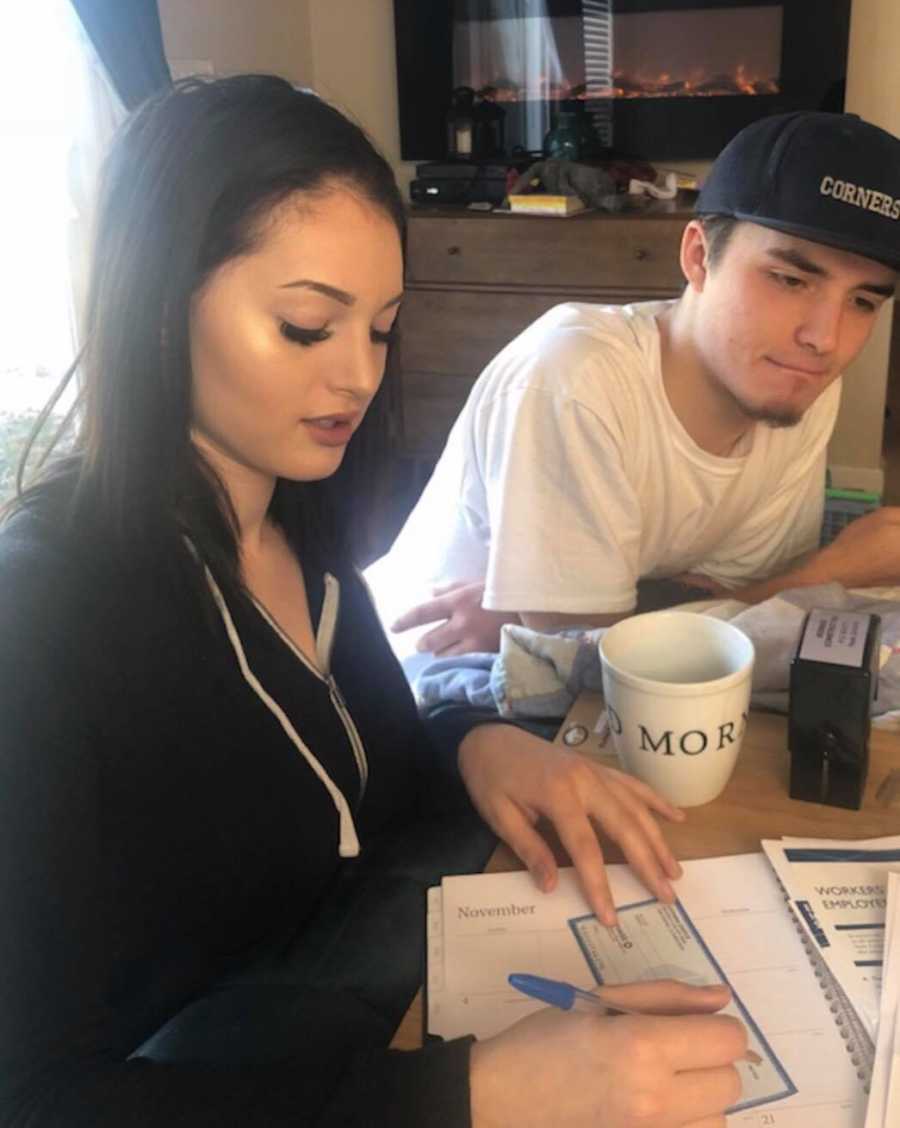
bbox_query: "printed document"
[761,835,900,1038]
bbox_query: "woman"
[0,76,744,1125]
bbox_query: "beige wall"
[157,0,899,482]
[305,0,406,178]
[829,0,900,482]
[158,0,313,85]
[158,0,412,186]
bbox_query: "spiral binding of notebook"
[777,882,875,1092]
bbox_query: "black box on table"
[788,610,881,810]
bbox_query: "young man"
[370,112,900,658]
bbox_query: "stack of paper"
[865,873,900,1126]
[761,835,900,1045]
[507,193,587,217]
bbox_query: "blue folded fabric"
[414,585,900,724]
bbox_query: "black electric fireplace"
[393,0,851,161]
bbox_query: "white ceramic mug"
[598,611,755,807]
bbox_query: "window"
[0,0,123,504]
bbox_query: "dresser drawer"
[398,289,568,378]
[406,212,686,291]
[398,370,476,457]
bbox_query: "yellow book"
[507,193,586,216]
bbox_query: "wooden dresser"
[397,200,694,461]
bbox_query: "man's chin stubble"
[727,386,804,429]
[741,404,803,429]
[712,372,805,429]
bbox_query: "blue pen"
[509,973,762,1063]
[509,972,639,1015]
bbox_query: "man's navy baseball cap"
[696,111,900,272]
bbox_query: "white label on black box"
[798,609,869,668]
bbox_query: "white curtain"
[453,0,563,149]
[0,0,124,424]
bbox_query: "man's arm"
[391,362,648,653]
[728,507,900,604]
[392,571,735,655]
[474,503,900,626]
[519,609,627,631]
[392,581,633,655]
[520,573,735,629]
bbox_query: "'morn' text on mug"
[606,708,749,756]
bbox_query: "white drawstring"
[203,564,360,858]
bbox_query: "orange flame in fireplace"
[482,64,779,102]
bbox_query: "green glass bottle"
[543,111,581,160]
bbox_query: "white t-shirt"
[369,301,839,625]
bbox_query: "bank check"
[569,899,796,1114]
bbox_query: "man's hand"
[470,979,745,1128]
[458,724,685,926]
[390,581,517,655]
[391,580,629,654]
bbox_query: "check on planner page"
[428,857,869,1125]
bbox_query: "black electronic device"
[415,161,511,180]
[788,610,880,810]
[409,164,509,207]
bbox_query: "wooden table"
[391,701,900,1050]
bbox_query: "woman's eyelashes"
[279,320,398,348]
[279,320,330,346]
[371,325,398,347]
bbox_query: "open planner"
[427,853,874,1127]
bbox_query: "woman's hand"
[458,723,685,925]
[470,979,745,1128]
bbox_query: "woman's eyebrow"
[278,280,405,310]
[279,279,354,304]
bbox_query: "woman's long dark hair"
[11,74,405,594]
